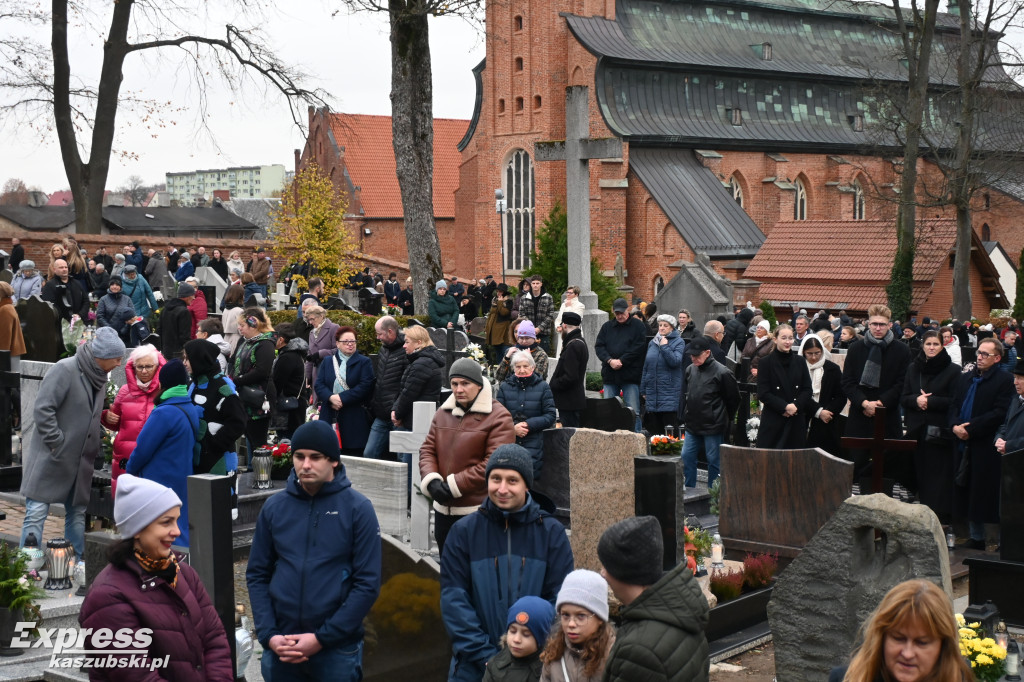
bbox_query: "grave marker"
[840,406,916,493]
[270,282,291,311]
[17,296,61,362]
[341,455,409,538]
[389,401,438,551]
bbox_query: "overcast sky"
[0,3,484,192]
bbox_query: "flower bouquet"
[745,416,760,443]
[650,435,683,456]
[681,525,711,572]
[269,442,292,479]
[956,614,1006,682]
[60,314,88,357]
[0,541,44,640]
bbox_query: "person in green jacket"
[483,596,555,682]
[429,279,461,329]
[598,516,711,682]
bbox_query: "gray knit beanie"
[115,474,182,539]
[556,569,610,622]
[597,516,665,586]
[92,326,126,360]
[449,357,484,387]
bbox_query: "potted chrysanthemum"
[0,541,44,656]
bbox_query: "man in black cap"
[247,420,381,680]
[549,311,588,427]
[598,516,710,682]
[680,336,739,489]
[440,443,573,682]
[419,357,515,553]
[159,282,195,360]
[595,297,648,432]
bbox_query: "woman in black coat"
[799,335,846,457]
[271,323,309,440]
[756,324,812,449]
[229,307,277,456]
[496,349,557,481]
[391,325,445,428]
[901,331,961,523]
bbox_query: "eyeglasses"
[559,612,593,625]
[134,364,157,372]
[338,339,357,345]
[976,351,997,359]
[868,322,889,328]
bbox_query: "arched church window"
[503,150,536,272]
[982,223,991,241]
[853,180,865,220]
[654,276,665,295]
[728,175,744,208]
[794,179,807,220]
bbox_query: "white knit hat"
[114,475,182,539]
[556,569,609,622]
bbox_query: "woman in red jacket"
[101,345,166,495]
[79,475,233,680]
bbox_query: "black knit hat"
[598,516,664,586]
[158,359,189,390]
[291,420,341,462]
[485,443,533,489]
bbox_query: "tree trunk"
[390,0,443,315]
[952,203,973,319]
[950,0,977,321]
[52,0,132,235]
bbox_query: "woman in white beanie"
[741,319,775,383]
[540,569,616,682]
[79,474,233,680]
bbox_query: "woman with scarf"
[741,319,775,383]
[900,331,961,523]
[495,319,550,383]
[840,304,911,480]
[230,307,277,456]
[496,350,557,481]
[226,250,245,275]
[314,325,375,456]
[102,345,165,495]
[127,360,199,547]
[304,305,340,393]
[640,314,686,435]
[756,324,812,449]
[79,475,233,679]
[800,335,846,456]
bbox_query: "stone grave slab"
[578,396,635,432]
[719,445,853,559]
[635,454,678,569]
[427,327,469,351]
[341,455,409,538]
[532,427,574,524]
[568,428,642,571]
[364,534,448,680]
[467,316,487,337]
[1001,446,1024,562]
[768,494,951,681]
[17,296,61,362]
[390,401,438,551]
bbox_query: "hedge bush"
[266,309,429,355]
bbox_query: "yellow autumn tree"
[271,162,358,295]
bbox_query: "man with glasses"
[841,304,911,479]
[950,337,1014,549]
[439,444,573,682]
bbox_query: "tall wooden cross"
[535,86,622,312]
[840,406,917,494]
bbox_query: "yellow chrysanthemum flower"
[957,613,966,626]
[976,654,993,666]
[969,622,981,629]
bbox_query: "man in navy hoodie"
[247,420,382,681]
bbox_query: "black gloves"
[427,479,454,505]
[306,352,321,364]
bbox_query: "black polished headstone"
[964,556,1024,628]
[199,285,217,314]
[578,397,635,432]
[17,296,61,362]
[1001,447,1024,562]
[364,535,449,680]
[635,454,677,569]
[532,428,573,526]
[358,288,384,315]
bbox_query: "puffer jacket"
[173,260,194,282]
[102,356,167,492]
[440,495,574,682]
[95,290,136,335]
[429,290,460,328]
[370,332,408,420]
[684,357,740,435]
[482,647,542,682]
[722,308,754,356]
[419,380,515,516]
[246,468,381,650]
[640,331,686,413]
[496,372,556,479]
[603,564,710,682]
[11,272,43,302]
[392,345,445,425]
[79,555,233,682]
[121,274,157,317]
[188,290,208,338]
[160,298,192,361]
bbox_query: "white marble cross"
[270,282,291,311]
[389,401,438,551]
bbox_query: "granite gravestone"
[17,296,61,362]
[531,427,574,524]
[578,397,635,432]
[341,455,409,539]
[718,444,853,559]
[768,494,951,681]
[635,454,679,569]
[1001,446,1024,562]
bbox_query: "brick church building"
[452,0,1024,319]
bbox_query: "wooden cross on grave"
[840,406,917,494]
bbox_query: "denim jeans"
[602,383,641,432]
[22,488,87,557]
[262,640,363,681]
[681,431,725,489]
[362,418,393,460]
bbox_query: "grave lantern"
[1007,638,1021,682]
[44,538,73,590]
[21,532,45,572]
[962,600,1000,636]
[251,448,273,490]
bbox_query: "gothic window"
[516,97,524,111]
[504,150,536,272]
[853,180,865,220]
[982,223,991,241]
[515,57,524,71]
[514,15,523,31]
[728,175,744,208]
[654,276,665,295]
[794,178,807,220]
[498,99,506,114]
[534,95,542,109]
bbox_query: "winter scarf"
[860,328,894,389]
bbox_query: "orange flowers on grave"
[681,525,710,573]
[649,435,683,456]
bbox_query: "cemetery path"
[711,643,776,681]
[0,497,67,544]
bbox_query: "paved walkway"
[0,496,69,546]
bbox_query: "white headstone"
[270,283,291,311]
[389,401,438,551]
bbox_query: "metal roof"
[0,205,76,229]
[628,147,766,257]
[102,206,259,231]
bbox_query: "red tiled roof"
[744,220,957,283]
[46,190,74,206]
[327,113,468,219]
[757,283,929,311]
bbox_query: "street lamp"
[495,188,507,284]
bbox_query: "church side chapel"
[454,0,1024,319]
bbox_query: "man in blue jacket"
[247,420,382,682]
[440,444,574,682]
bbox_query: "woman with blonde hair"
[46,242,68,280]
[830,579,972,682]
